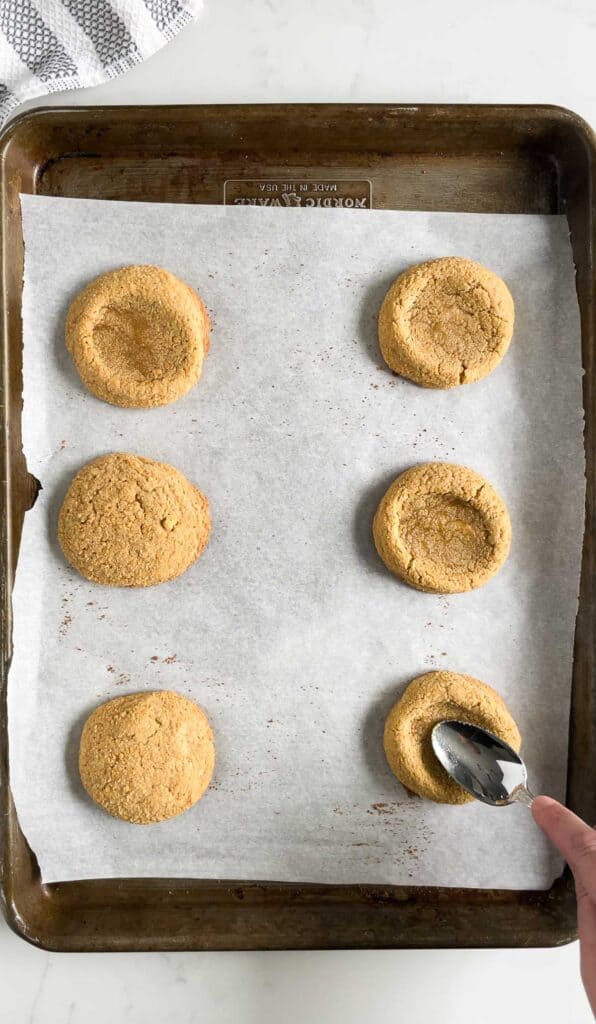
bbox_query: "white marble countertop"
[1,1,595,1021]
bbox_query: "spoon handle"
[511,784,535,808]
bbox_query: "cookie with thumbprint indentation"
[378,257,514,388]
[58,452,211,587]
[383,670,521,804]
[79,690,215,824]
[66,265,210,408]
[372,462,511,594]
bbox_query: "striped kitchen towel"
[0,0,203,125]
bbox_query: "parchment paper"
[9,194,585,888]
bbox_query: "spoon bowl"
[431,720,535,807]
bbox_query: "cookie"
[79,690,215,824]
[372,462,511,594]
[58,452,211,587]
[66,265,210,408]
[378,257,514,388]
[383,670,521,804]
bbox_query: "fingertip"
[532,794,559,812]
[531,794,560,825]
[531,797,595,867]
[532,795,557,807]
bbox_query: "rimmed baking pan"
[1,103,594,951]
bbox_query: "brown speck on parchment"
[370,802,395,815]
[58,613,72,637]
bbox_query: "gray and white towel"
[0,0,203,125]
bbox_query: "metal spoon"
[431,720,535,807]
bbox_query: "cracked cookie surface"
[372,462,511,593]
[66,265,210,408]
[79,690,215,823]
[58,452,211,587]
[378,257,514,388]
[383,670,521,804]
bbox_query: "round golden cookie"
[378,257,514,388]
[372,462,511,594]
[383,670,521,804]
[58,452,211,587]
[79,690,215,824]
[66,265,210,408]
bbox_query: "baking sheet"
[8,194,585,888]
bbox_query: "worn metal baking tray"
[1,104,594,951]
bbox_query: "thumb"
[532,796,596,881]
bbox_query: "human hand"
[533,795,596,1015]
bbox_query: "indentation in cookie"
[378,257,514,388]
[372,462,511,593]
[383,671,521,804]
[66,265,210,408]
